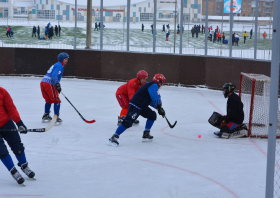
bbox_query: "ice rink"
[0,76,269,198]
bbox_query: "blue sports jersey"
[41,62,64,85]
[129,81,162,109]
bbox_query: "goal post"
[239,72,280,138]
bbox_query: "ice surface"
[0,76,268,198]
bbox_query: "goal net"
[239,72,280,138]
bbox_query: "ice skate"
[55,115,62,126]
[107,134,119,147]
[18,162,35,179]
[117,116,125,126]
[10,167,25,186]
[142,131,153,142]
[42,113,52,123]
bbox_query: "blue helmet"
[58,52,69,62]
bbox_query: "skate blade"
[55,122,62,126]
[107,140,118,147]
[142,138,153,142]
[20,182,26,186]
[42,120,51,123]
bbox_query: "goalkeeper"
[213,83,248,138]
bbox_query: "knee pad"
[122,120,133,129]
[149,111,157,121]
[11,143,25,156]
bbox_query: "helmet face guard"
[222,83,236,98]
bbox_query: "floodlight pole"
[254,0,258,59]
[179,0,183,54]
[74,0,77,49]
[153,0,157,53]
[127,0,130,51]
[100,0,103,50]
[204,0,209,56]
[265,0,280,197]
[173,0,177,54]
[229,0,233,58]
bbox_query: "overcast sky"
[58,0,149,7]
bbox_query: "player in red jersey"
[0,87,35,185]
[116,70,148,125]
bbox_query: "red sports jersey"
[0,87,21,128]
[116,78,142,100]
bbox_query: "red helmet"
[152,74,166,84]
[137,70,148,81]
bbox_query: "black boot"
[55,114,63,125]
[10,167,25,185]
[107,134,119,146]
[134,120,139,124]
[142,131,153,142]
[18,162,35,179]
[42,113,52,123]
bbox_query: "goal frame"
[239,72,256,137]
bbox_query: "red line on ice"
[30,146,239,198]
[197,92,224,114]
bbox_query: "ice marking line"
[248,138,280,170]
[0,195,43,197]
[197,92,224,114]
[29,146,238,198]
[161,123,252,145]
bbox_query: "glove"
[157,106,165,117]
[55,83,61,94]
[16,120,27,134]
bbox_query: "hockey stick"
[0,115,57,133]
[61,92,95,124]
[164,116,177,129]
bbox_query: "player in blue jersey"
[107,73,166,146]
[40,52,69,124]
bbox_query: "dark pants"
[244,37,246,44]
[32,32,36,37]
[196,33,198,38]
[122,105,157,129]
[6,31,11,38]
[0,119,25,159]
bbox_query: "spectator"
[48,26,54,39]
[94,22,98,31]
[98,22,100,30]
[202,24,204,34]
[222,32,225,43]
[209,30,213,41]
[191,27,195,38]
[213,30,217,43]
[232,33,235,46]
[243,31,248,44]
[142,23,144,32]
[6,26,11,38]
[10,29,14,38]
[55,25,58,36]
[162,24,165,32]
[195,26,199,38]
[32,26,36,38]
[217,31,221,43]
[58,25,61,37]
[235,34,239,46]
[166,27,170,41]
[263,31,267,42]
[250,29,253,39]
[45,26,48,38]
[37,25,40,39]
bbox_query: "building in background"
[202,0,273,17]
[0,0,202,24]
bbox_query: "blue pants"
[0,119,25,159]
[122,105,157,129]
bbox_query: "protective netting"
[275,139,280,197]
[239,73,280,137]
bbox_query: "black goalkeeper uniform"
[225,93,244,124]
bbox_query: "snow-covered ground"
[0,76,271,198]
[0,19,273,60]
